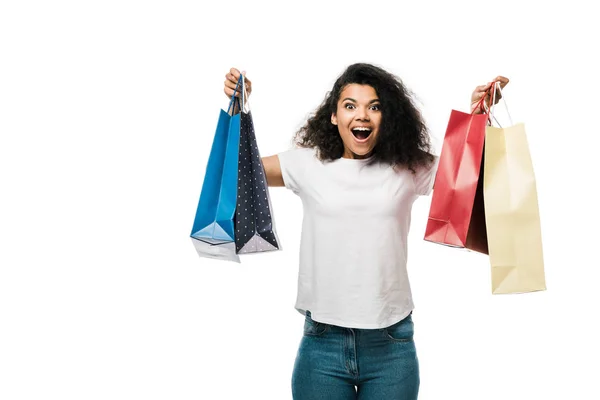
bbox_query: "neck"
[342,150,372,160]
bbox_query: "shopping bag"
[483,83,546,294]
[190,77,244,262]
[424,92,491,253]
[234,107,281,254]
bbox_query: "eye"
[370,104,381,111]
[344,103,356,110]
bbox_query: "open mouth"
[351,127,372,141]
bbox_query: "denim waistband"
[304,310,413,331]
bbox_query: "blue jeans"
[292,312,419,400]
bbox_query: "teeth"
[353,127,371,131]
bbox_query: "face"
[331,84,382,159]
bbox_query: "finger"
[224,87,241,98]
[224,79,242,92]
[492,75,509,88]
[473,84,492,101]
[229,67,241,79]
[473,92,485,102]
[226,72,240,84]
[226,68,251,96]
[227,69,251,93]
[473,83,492,105]
[226,69,243,87]
[476,83,491,93]
[225,74,237,87]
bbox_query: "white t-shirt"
[278,147,439,329]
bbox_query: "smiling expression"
[331,84,382,159]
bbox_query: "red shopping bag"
[424,95,491,254]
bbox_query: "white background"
[1,1,598,399]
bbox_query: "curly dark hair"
[294,63,435,172]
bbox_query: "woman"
[223,63,508,400]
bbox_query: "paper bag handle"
[487,81,513,127]
[226,74,250,115]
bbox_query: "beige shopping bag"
[483,84,547,294]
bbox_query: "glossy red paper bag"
[424,108,490,253]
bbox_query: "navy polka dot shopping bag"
[190,75,280,262]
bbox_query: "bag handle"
[240,73,250,113]
[226,75,243,115]
[487,81,513,127]
[226,74,250,115]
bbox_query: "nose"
[355,106,370,121]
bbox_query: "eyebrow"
[341,97,380,104]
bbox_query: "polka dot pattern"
[234,111,280,254]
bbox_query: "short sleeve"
[413,155,440,196]
[277,147,315,195]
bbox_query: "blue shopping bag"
[190,77,244,261]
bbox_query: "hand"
[224,68,252,100]
[471,76,509,114]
